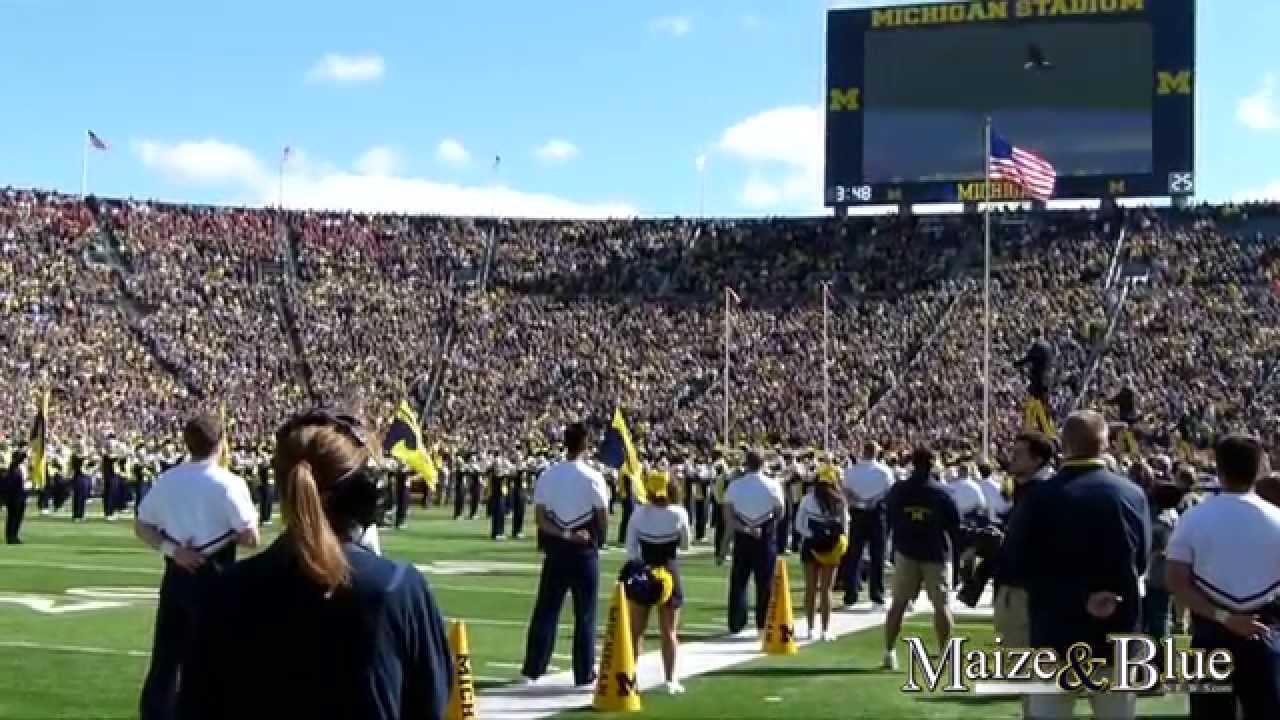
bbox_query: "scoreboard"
[824,0,1195,206]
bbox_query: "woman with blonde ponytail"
[178,408,453,720]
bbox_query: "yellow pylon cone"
[446,620,478,720]
[593,582,642,712]
[762,557,798,655]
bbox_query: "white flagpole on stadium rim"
[822,281,831,454]
[723,287,732,447]
[982,115,993,461]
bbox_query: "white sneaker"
[521,675,538,687]
[666,681,686,695]
[882,650,899,671]
[40,509,50,516]
[821,631,836,643]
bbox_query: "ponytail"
[284,459,350,591]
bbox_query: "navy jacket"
[179,540,452,720]
[1015,460,1151,659]
[885,473,961,564]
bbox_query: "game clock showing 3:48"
[831,184,873,204]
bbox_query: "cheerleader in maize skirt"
[620,468,691,694]
[795,462,849,642]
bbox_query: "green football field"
[0,508,1192,719]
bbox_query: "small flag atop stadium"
[988,130,1055,202]
[28,389,50,490]
[87,130,110,151]
[493,154,501,170]
[282,145,292,160]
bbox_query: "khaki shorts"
[891,551,950,608]
[993,585,1030,647]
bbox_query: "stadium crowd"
[2,188,1280,466]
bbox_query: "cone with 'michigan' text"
[593,582,642,712]
[446,620,478,720]
[761,557,798,655]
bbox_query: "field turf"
[0,508,1192,719]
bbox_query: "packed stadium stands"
[3,186,1279,460]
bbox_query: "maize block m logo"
[829,87,861,111]
[1157,71,1192,96]
[615,672,638,697]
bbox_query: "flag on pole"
[87,130,110,151]
[598,408,645,503]
[988,130,1055,201]
[493,154,502,171]
[218,400,232,467]
[726,287,742,304]
[383,399,438,489]
[28,389,50,490]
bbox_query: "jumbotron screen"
[825,0,1195,206]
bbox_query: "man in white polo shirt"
[133,413,259,720]
[841,442,894,608]
[1167,434,1280,719]
[521,423,609,688]
[720,449,785,635]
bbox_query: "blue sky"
[1,0,1276,217]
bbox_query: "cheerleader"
[795,463,849,641]
[621,468,691,695]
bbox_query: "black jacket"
[993,465,1054,590]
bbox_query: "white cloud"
[305,53,385,85]
[435,138,470,167]
[354,146,400,176]
[651,15,693,37]
[716,104,824,211]
[741,175,781,208]
[1238,75,1279,131]
[534,139,580,164]
[135,139,265,184]
[132,138,635,218]
[1235,180,1280,202]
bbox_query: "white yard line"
[0,640,150,658]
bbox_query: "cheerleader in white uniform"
[795,463,849,641]
[621,469,691,694]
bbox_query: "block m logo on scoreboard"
[1157,70,1193,96]
[829,87,861,112]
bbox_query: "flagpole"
[982,115,993,461]
[723,287,731,447]
[81,131,89,199]
[822,282,831,454]
[278,149,286,209]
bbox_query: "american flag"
[87,130,110,151]
[989,131,1055,201]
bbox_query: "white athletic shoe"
[882,650,899,671]
[521,675,539,687]
[802,626,813,641]
[40,509,50,516]
[666,681,686,695]
[821,631,836,643]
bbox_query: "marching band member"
[102,433,127,521]
[621,468,691,694]
[488,454,509,540]
[796,463,849,641]
[390,455,410,530]
[70,440,92,522]
[719,449,785,636]
[3,441,28,544]
[521,423,609,687]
